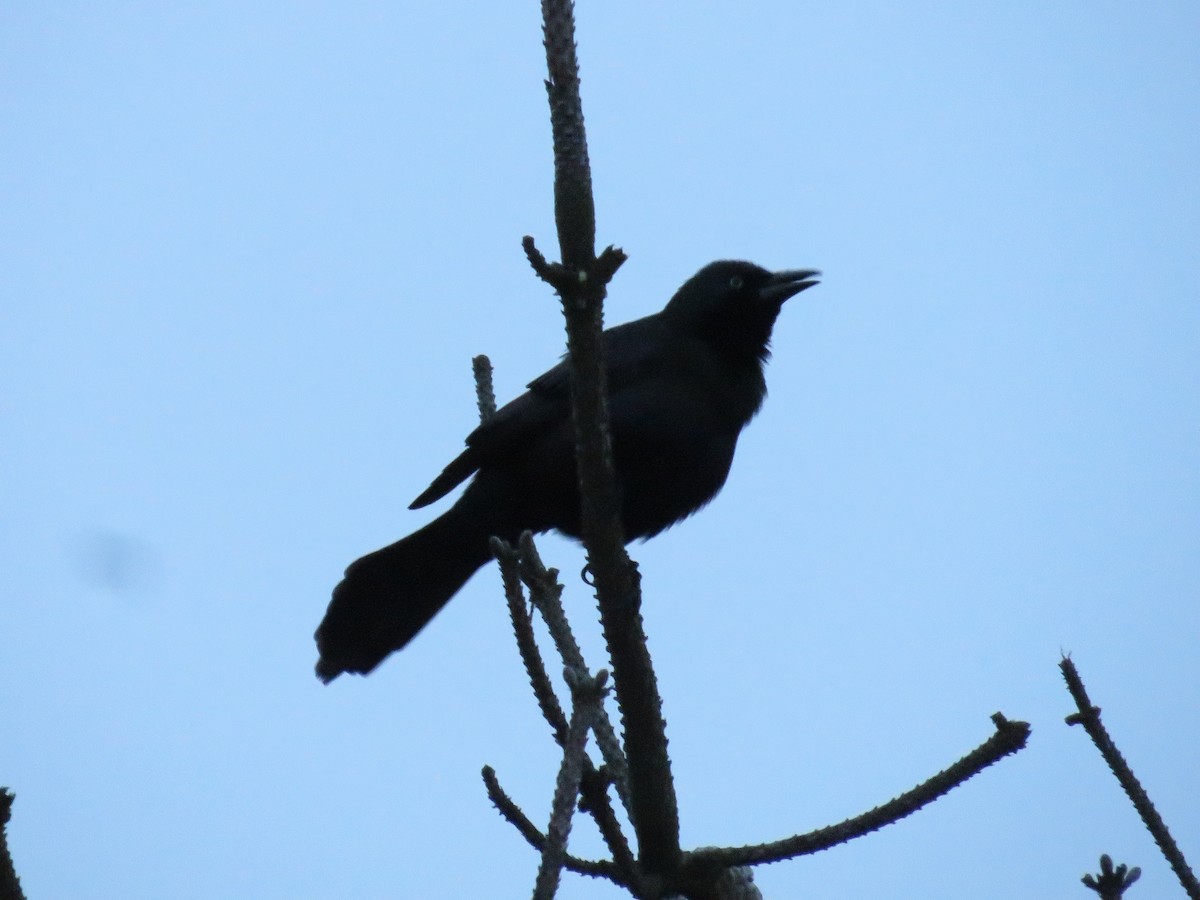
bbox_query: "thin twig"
[523,235,564,288]
[534,670,611,899]
[482,766,621,884]
[1061,657,1199,899]
[513,535,639,887]
[578,766,641,896]
[493,537,569,744]
[517,533,633,816]
[495,533,639,890]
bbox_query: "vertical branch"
[534,0,681,884]
[472,354,497,422]
[539,0,594,268]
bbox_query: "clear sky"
[3,3,1197,898]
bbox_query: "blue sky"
[2,3,1197,898]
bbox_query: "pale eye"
[729,275,744,289]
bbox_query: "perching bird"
[315,260,819,682]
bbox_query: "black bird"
[315,260,819,682]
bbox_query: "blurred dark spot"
[70,529,162,595]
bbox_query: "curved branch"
[681,713,1030,876]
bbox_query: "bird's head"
[662,261,820,364]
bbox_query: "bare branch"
[578,766,641,896]
[472,354,496,422]
[534,0,677,880]
[538,0,594,268]
[681,713,1030,875]
[495,532,639,888]
[516,533,633,817]
[482,766,621,885]
[493,537,569,745]
[523,235,565,288]
[534,669,612,899]
[1061,657,1199,899]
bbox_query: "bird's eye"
[729,275,744,289]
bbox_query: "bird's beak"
[760,269,821,305]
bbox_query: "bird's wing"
[524,314,664,398]
[409,315,668,510]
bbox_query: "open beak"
[760,268,821,305]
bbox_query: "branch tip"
[471,354,496,422]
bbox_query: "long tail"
[314,495,498,683]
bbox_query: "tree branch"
[531,0,679,884]
[534,669,611,898]
[494,537,569,744]
[1061,657,1199,899]
[482,766,622,885]
[492,534,640,890]
[472,354,496,422]
[679,713,1030,877]
[516,533,633,818]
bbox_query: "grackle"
[315,260,819,682]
